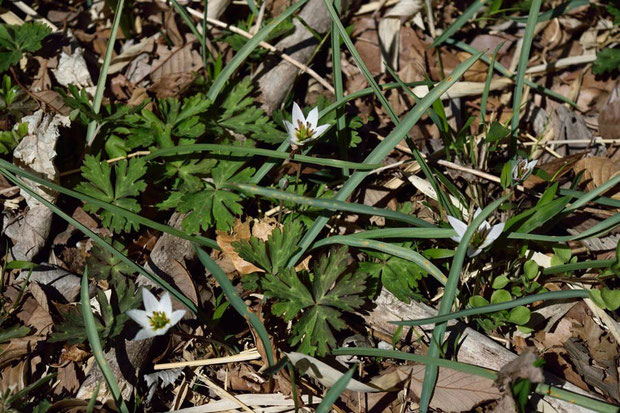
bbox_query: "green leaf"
[86,240,135,281]
[75,156,147,233]
[0,122,28,155]
[0,22,51,72]
[492,275,510,289]
[469,295,489,307]
[601,288,620,311]
[360,249,425,303]
[593,48,620,75]
[262,248,366,356]
[491,289,512,304]
[508,306,531,325]
[234,219,303,275]
[524,260,539,280]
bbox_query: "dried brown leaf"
[573,157,620,199]
[216,220,264,276]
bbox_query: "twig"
[194,372,256,413]
[154,349,260,370]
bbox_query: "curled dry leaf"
[573,157,620,199]
[216,219,264,276]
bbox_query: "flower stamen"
[148,311,170,331]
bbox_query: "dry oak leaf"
[573,157,620,199]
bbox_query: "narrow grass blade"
[230,182,435,228]
[0,159,218,250]
[312,236,447,284]
[419,196,508,412]
[315,366,355,413]
[534,384,620,413]
[338,227,455,239]
[288,52,484,267]
[446,39,578,108]
[510,0,543,152]
[333,348,620,413]
[5,372,56,406]
[81,269,130,413]
[564,174,620,212]
[331,0,348,176]
[432,0,487,47]
[393,289,589,326]
[207,0,307,101]
[144,144,382,170]
[332,347,497,379]
[86,0,124,146]
[194,246,275,366]
[480,43,503,127]
[0,167,198,313]
[511,0,590,23]
[508,213,620,242]
[86,381,102,413]
[170,0,210,69]
[559,188,620,208]
[543,259,616,275]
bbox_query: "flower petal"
[283,120,295,136]
[134,328,156,341]
[473,207,483,220]
[480,222,505,250]
[127,309,150,328]
[467,246,482,257]
[477,220,491,233]
[142,288,159,313]
[160,292,173,315]
[447,215,467,238]
[313,124,330,139]
[292,102,304,126]
[169,310,186,327]
[306,107,319,129]
[528,159,538,169]
[288,135,300,146]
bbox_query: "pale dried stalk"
[194,372,256,413]
[154,349,260,370]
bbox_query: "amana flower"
[127,288,185,340]
[512,158,537,182]
[448,208,505,257]
[283,102,330,146]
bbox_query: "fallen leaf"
[573,157,620,199]
[52,49,95,95]
[54,362,81,395]
[216,220,264,276]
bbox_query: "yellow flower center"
[295,119,315,142]
[149,311,170,331]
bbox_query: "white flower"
[511,158,537,182]
[447,208,505,257]
[283,102,330,146]
[127,288,185,340]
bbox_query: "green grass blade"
[333,348,620,413]
[86,381,102,413]
[86,0,125,146]
[194,246,275,366]
[480,43,503,127]
[206,0,307,101]
[564,174,620,212]
[5,372,57,406]
[511,0,590,22]
[508,213,620,242]
[432,0,487,47]
[534,384,620,413]
[170,0,210,69]
[331,0,348,176]
[510,0,543,153]
[393,289,589,326]
[288,52,484,267]
[315,366,355,413]
[419,195,508,412]
[0,167,198,313]
[144,144,382,170]
[81,269,130,413]
[333,347,497,379]
[312,236,447,284]
[0,159,218,250]
[446,39,578,108]
[559,188,620,208]
[230,182,435,228]
[338,227,455,239]
[543,259,616,275]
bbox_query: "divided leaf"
[0,22,52,72]
[75,155,147,233]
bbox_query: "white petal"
[313,124,330,139]
[288,135,300,145]
[142,288,159,313]
[450,235,463,243]
[283,120,295,136]
[477,220,491,233]
[292,102,304,126]
[467,247,482,257]
[528,159,538,169]
[447,216,467,237]
[473,207,483,220]
[169,310,186,327]
[480,222,505,250]
[159,292,173,315]
[127,309,150,328]
[511,163,519,180]
[134,328,156,340]
[306,107,319,129]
